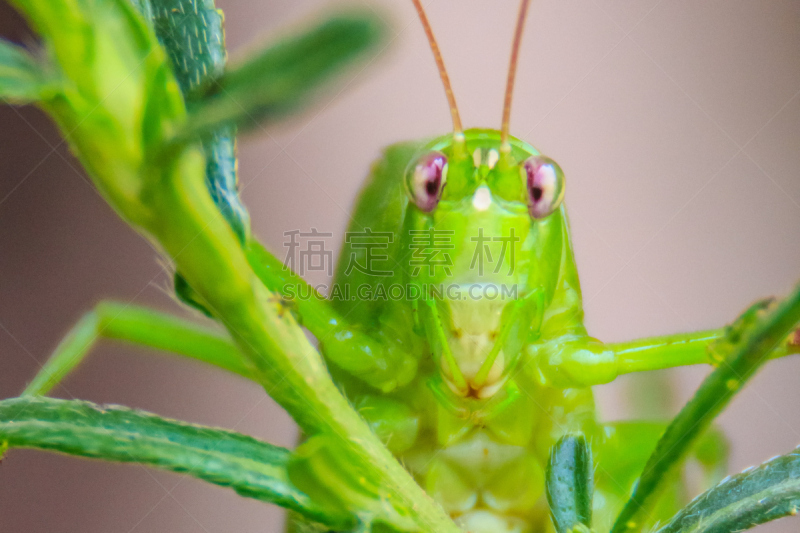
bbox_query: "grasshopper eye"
[523,155,565,219]
[406,152,447,212]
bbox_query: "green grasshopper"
[17,1,799,532]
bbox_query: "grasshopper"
[273,2,799,531]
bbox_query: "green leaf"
[0,39,54,103]
[656,447,800,533]
[179,11,386,138]
[137,0,250,308]
[145,0,225,96]
[546,435,594,533]
[611,284,800,533]
[141,0,249,245]
[0,396,353,529]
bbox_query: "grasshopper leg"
[247,241,418,392]
[529,325,799,389]
[23,301,255,396]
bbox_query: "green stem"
[151,150,459,531]
[611,284,800,533]
[7,0,459,529]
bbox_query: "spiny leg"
[24,301,255,396]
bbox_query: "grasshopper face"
[404,128,566,399]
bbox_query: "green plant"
[1,1,799,532]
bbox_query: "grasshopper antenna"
[411,0,463,134]
[500,0,531,149]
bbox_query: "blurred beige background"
[2,0,800,531]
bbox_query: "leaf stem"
[611,283,800,533]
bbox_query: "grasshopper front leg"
[24,302,256,396]
[528,300,800,389]
[246,242,418,393]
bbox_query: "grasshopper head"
[404,129,566,398]
[403,0,563,399]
